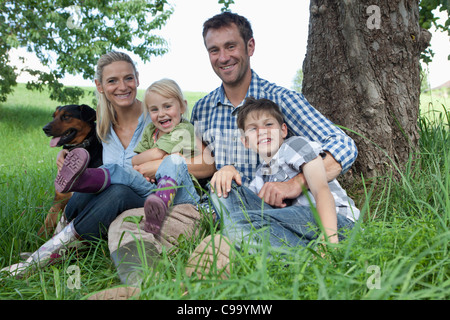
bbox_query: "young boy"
[213,97,360,250]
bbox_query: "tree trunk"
[302,0,431,181]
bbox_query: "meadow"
[0,84,448,300]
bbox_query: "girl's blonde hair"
[144,78,188,117]
[95,51,138,142]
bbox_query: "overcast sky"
[11,0,449,92]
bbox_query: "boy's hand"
[210,165,242,198]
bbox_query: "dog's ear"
[80,104,97,123]
[52,106,63,117]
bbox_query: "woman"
[1,52,152,277]
[61,51,151,241]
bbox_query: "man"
[184,11,358,277]
[96,12,357,299]
[191,11,357,207]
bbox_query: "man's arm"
[308,151,342,185]
[280,90,357,173]
[184,139,217,179]
[257,151,341,208]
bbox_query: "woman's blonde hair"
[95,51,138,142]
[144,78,188,117]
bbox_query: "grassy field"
[0,84,448,301]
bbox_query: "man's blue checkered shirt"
[190,71,357,186]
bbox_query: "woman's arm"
[134,139,216,181]
[131,147,168,167]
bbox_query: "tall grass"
[0,84,448,300]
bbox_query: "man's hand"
[258,152,342,207]
[258,174,306,207]
[210,165,242,198]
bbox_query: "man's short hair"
[237,97,285,131]
[202,11,253,44]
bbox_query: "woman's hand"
[56,149,69,171]
[133,159,162,183]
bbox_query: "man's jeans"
[209,182,355,252]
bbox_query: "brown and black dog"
[39,104,103,237]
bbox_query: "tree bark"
[302,0,431,181]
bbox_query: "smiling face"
[204,23,254,89]
[95,60,139,110]
[146,92,186,136]
[242,111,288,162]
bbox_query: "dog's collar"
[63,134,96,151]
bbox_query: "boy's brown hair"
[237,97,285,131]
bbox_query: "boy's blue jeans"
[209,182,355,252]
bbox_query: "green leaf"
[0,0,173,103]
[123,215,144,225]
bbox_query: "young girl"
[54,79,200,236]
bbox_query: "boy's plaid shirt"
[249,136,360,222]
[190,71,357,186]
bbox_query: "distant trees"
[0,0,173,103]
[291,68,303,93]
